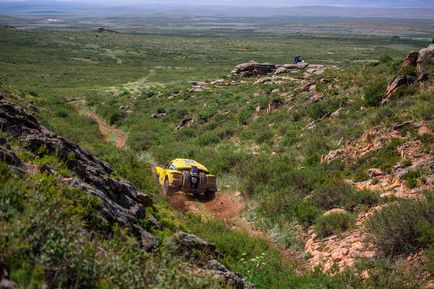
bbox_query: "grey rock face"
[231,61,276,77]
[417,44,434,78]
[0,98,156,249]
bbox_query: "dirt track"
[169,191,243,222]
[169,191,301,262]
[79,109,127,148]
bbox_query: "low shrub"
[403,170,421,189]
[366,190,434,257]
[311,182,354,210]
[341,189,380,212]
[314,211,356,237]
[28,90,39,97]
[196,131,220,146]
[308,98,340,119]
[255,130,273,144]
[54,109,68,118]
[363,79,387,107]
[294,200,323,227]
[109,111,125,125]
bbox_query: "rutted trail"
[79,109,127,148]
[169,191,302,263]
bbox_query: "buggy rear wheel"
[163,178,176,197]
[204,190,216,201]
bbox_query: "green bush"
[196,131,220,146]
[255,130,273,144]
[294,200,323,227]
[311,182,354,210]
[366,190,434,257]
[0,167,27,221]
[314,211,356,237]
[363,80,387,107]
[341,189,380,212]
[54,108,69,118]
[308,98,340,119]
[28,90,39,97]
[109,111,125,125]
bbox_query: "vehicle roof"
[171,159,209,172]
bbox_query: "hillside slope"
[0,95,254,289]
[0,28,433,289]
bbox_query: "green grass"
[1,25,433,288]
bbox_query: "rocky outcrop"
[231,61,276,77]
[0,97,156,249]
[166,231,255,289]
[384,44,434,100]
[231,61,320,78]
[401,51,419,70]
[417,44,434,79]
[384,74,415,98]
[322,120,433,199]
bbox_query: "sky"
[1,0,434,7]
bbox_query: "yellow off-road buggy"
[155,159,217,199]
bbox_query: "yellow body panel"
[154,159,216,193]
[170,158,209,173]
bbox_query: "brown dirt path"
[79,109,127,148]
[168,191,302,263]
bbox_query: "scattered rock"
[166,231,222,259]
[189,86,204,93]
[176,116,196,131]
[231,61,276,77]
[324,208,347,216]
[26,100,38,111]
[152,112,167,118]
[253,77,274,85]
[0,279,18,289]
[309,93,323,102]
[368,168,384,177]
[211,79,228,86]
[166,231,254,289]
[384,75,415,99]
[303,82,316,92]
[169,92,182,98]
[267,99,284,113]
[0,267,17,289]
[402,51,419,70]
[275,67,291,74]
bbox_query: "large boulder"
[417,44,434,80]
[232,61,276,77]
[166,231,255,289]
[401,50,419,70]
[0,97,156,249]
